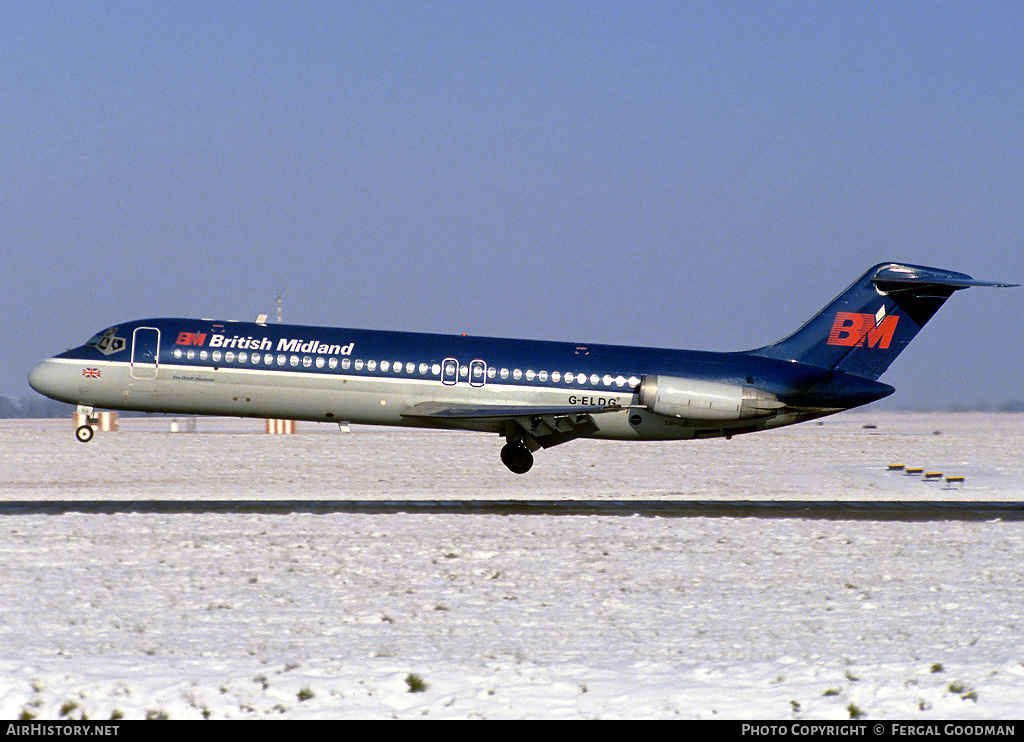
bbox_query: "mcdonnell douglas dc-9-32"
[29,263,1016,473]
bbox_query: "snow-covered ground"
[0,413,1022,719]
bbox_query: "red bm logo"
[827,312,899,349]
[175,332,207,346]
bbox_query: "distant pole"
[267,291,295,434]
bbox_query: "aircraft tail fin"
[750,263,1016,380]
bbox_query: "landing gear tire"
[75,425,95,443]
[501,442,534,474]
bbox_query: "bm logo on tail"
[826,311,899,349]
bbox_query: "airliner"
[29,263,1015,473]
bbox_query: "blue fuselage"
[29,317,893,442]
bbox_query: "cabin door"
[441,357,459,385]
[131,327,161,380]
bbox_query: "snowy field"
[0,413,1022,719]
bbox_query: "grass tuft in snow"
[59,700,86,720]
[947,681,978,702]
[406,673,428,693]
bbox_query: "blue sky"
[2,2,1021,408]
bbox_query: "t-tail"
[751,263,1017,380]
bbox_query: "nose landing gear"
[75,424,95,443]
[74,405,97,443]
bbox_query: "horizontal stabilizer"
[871,264,1018,290]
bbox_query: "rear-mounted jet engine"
[637,375,784,420]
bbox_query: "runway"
[2,499,1022,520]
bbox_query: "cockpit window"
[85,327,126,355]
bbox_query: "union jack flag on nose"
[82,368,101,378]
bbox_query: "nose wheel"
[74,405,97,443]
[500,442,534,474]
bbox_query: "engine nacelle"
[637,375,783,421]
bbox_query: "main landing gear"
[500,441,534,474]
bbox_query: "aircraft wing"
[402,400,626,449]
[401,401,624,420]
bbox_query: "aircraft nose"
[28,359,74,403]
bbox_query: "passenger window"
[355,359,364,370]
[500,368,509,379]
[225,351,235,363]
[340,358,349,370]
[367,360,377,371]
[525,370,535,381]
[381,361,390,372]
[315,357,325,368]
[513,369,522,380]
[303,356,312,367]
[407,362,416,374]
[431,363,441,375]
[539,370,548,382]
